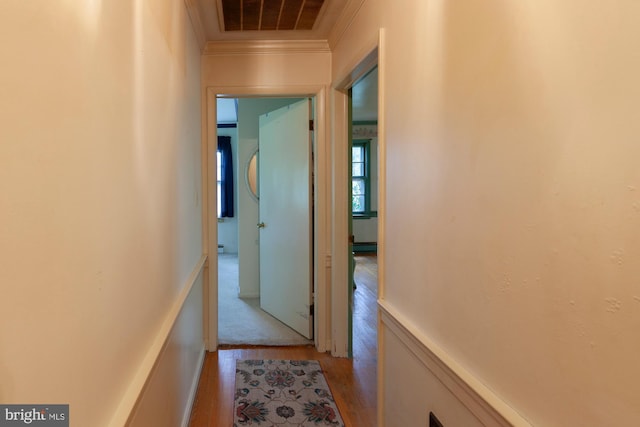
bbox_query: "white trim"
[379,300,532,427]
[331,39,381,358]
[333,48,378,90]
[108,255,207,427]
[214,0,225,33]
[180,344,206,427]
[184,0,207,50]
[238,291,260,299]
[328,0,367,50]
[329,86,349,357]
[313,88,330,353]
[201,81,212,351]
[375,27,387,426]
[203,40,331,56]
[205,85,329,353]
[205,89,218,351]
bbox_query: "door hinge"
[309,304,315,316]
[309,119,314,131]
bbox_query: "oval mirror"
[246,150,258,200]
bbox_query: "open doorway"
[204,84,330,355]
[216,96,314,346]
[349,67,379,355]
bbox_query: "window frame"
[351,139,376,218]
[216,150,222,218]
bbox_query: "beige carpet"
[218,254,313,346]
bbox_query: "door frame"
[332,42,382,357]
[203,85,329,352]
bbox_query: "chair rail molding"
[378,300,532,427]
[108,255,207,427]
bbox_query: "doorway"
[205,88,329,352]
[349,67,379,355]
[216,97,313,345]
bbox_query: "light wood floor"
[188,253,378,427]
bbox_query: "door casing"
[332,44,381,358]
[203,86,329,353]
[203,34,383,358]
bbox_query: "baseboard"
[108,255,207,427]
[378,300,532,427]
[180,344,206,427]
[353,242,377,253]
[238,292,260,299]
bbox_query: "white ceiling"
[217,98,238,124]
[352,67,378,122]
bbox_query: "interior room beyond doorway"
[216,96,313,346]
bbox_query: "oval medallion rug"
[234,359,345,426]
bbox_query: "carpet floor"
[218,254,313,346]
[234,359,345,426]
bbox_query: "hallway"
[189,255,379,426]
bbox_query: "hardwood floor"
[188,254,378,427]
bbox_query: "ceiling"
[351,67,378,122]
[221,0,324,31]
[190,0,350,42]
[217,98,238,124]
[203,0,378,122]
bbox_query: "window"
[352,140,369,215]
[217,135,234,218]
[217,151,222,218]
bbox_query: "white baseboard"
[180,344,206,427]
[238,292,260,299]
[378,300,532,427]
[109,255,207,427]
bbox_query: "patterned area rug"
[234,359,345,426]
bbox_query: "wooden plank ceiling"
[221,0,325,31]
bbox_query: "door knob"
[257,222,266,229]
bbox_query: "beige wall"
[333,0,640,425]
[0,1,204,425]
[202,50,331,89]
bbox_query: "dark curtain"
[218,136,234,217]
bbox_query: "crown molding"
[328,0,367,50]
[203,39,331,55]
[184,0,207,50]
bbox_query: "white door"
[258,99,313,339]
